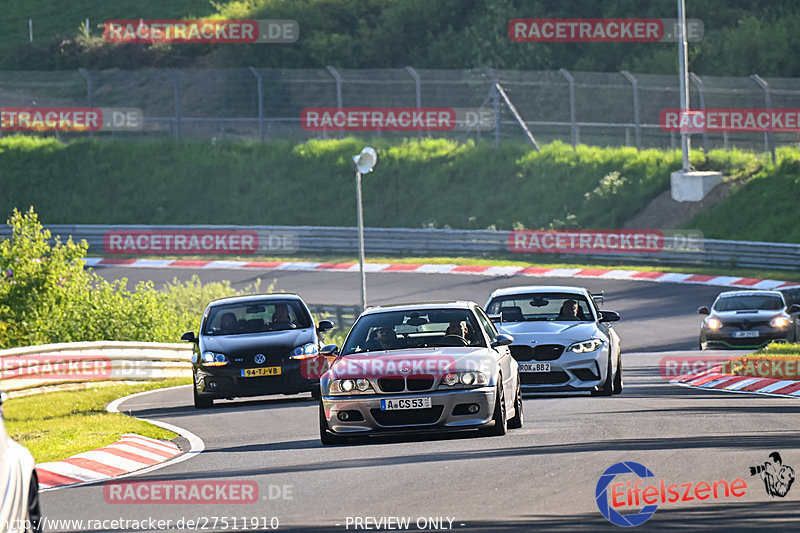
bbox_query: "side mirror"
[599,310,620,323]
[697,306,710,315]
[491,333,514,348]
[488,314,502,324]
[320,344,339,356]
[787,304,800,314]
[181,331,198,343]
[317,320,335,332]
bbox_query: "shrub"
[0,207,267,348]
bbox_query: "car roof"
[361,301,477,315]
[488,285,590,298]
[716,290,784,298]
[207,293,305,307]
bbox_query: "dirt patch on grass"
[623,178,735,230]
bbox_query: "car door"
[475,307,516,405]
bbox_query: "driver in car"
[369,327,404,350]
[445,320,469,338]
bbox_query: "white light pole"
[353,147,377,312]
[677,0,691,171]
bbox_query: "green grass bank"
[3,136,797,242]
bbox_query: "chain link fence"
[1,67,799,151]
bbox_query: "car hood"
[329,347,492,379]
[497,321,601,343]
[711,310,783,320]
[201,328,315,353]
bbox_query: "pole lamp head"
[353,147,377,174]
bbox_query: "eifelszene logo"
[750,452,795,498]
[596,461,748,527]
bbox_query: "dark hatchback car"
[698,290,800,350]
[182,294,334,408]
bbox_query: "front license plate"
[241,366,282,377]
[380,397,432,410]
[733,331,760,338]
[519,362,551,372]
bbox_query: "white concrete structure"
[670,170,724,202]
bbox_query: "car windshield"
[486,293,594,322]
[341,308,485,355]
[714,295,784,312]
[203,300,311,335]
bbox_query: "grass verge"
[3,378,191,463]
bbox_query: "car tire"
[485,375,507,436]
[592,355,614,397]
[507,376,524,429]
[26,473,42,533]
[612,352,623,395]
[193,377,213,409]
[310,387,321,401]
[699,336,707,350]
[319,401,345,445]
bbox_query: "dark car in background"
[182,294,334,408]
[698,290,800,350]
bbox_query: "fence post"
[689,72,709,149]
[248,66,264,141]
[751,74,775,162]
[78,68,94,139]
[559,68,578,147]
[620,71,640,150]
[406,66,422,140]
[168,69,182,140]
[326,66,343,138]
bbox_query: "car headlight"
[706,318,723,330]
[202,352,229,367]
[770,316,790,329]
[329,378,374,394]
[290,342,319,359]
[567,339,604,353]
[440,371,488,388]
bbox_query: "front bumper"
[194,359,318,399]
[703,329,791,349]
[321,386,496,435]
[514,346,608,393]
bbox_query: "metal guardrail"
[0,341,192,394]
[2,224,798,271]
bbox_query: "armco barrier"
[0,341,192,395]
[1,224,799,270]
